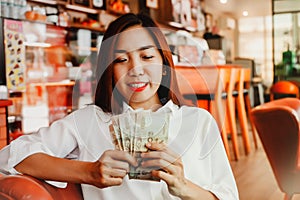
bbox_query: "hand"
[90,150,137,188]
[140,142,187,197]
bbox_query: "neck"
[129,97,162,111]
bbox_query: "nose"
[128,66,144,77]
[128,57,144,77]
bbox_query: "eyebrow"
[114,45,156,54]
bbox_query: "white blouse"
[0,101,239,200]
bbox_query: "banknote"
[110,116,122,150]
[109,110,171,181]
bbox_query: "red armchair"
[0,174,83,200]
[250,98,300,200]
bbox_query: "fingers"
[95,172,124,187]
[93,150,138,188]
[141,143,187,195]
[141,142,181,166]
[103,177,123,186]
[141,150,177,165]
[109,168,128,177]
[142,157,177,174]
[102,150,138,167]
[145,142,179,159]
[140,142,183,175]
[151,169,174,183]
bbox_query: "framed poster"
[146,0,158,9]
[4,19,26,92]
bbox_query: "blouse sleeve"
[0,113,78,175]
[201,115,239,200]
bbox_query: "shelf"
[1,17,105,33]
[27,0,101,14]
[65,4,99,14]
[69,23,105,32]
[27,0,64,5]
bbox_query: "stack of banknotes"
[110,110,171,180]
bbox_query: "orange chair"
[251,98,300,200]
[0,174,83,200]
[270,81,299,101]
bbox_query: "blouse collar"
[122,100,178,115]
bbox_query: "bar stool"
[232,57,264,106]
[219,66,256,160]
[220,66,257,158]
[222,67,240,160]
[235,68,252,155]
[241,67,258,150]
[213,68,231,160]
[175,66,231,160]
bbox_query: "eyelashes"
[113,58,126,63]
[113,55,155,64]
[143,55,154,59]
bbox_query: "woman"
[0,13,238,199]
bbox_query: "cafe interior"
[1,0,300,199]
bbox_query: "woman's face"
[113,26,163,110]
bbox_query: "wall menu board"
[4,19,26,92]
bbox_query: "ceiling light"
[242,11,249,16]
[220,0,227,4]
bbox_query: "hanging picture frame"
[146,0,158,9]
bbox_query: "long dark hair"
[94,13,186,114]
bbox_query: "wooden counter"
[0,100,12,149]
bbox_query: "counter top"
[175,64,243,69]
[29,81,75,87]
[0,100,13,107]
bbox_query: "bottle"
[296,44,300,64]
[58,10,70,27]
[201,50,214,65]
[282,44,294,75]
[294,44,300,73]
[1,0,9,17]
[19,0,27,19]
[12,0,21,19]
[7,0,14,18]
